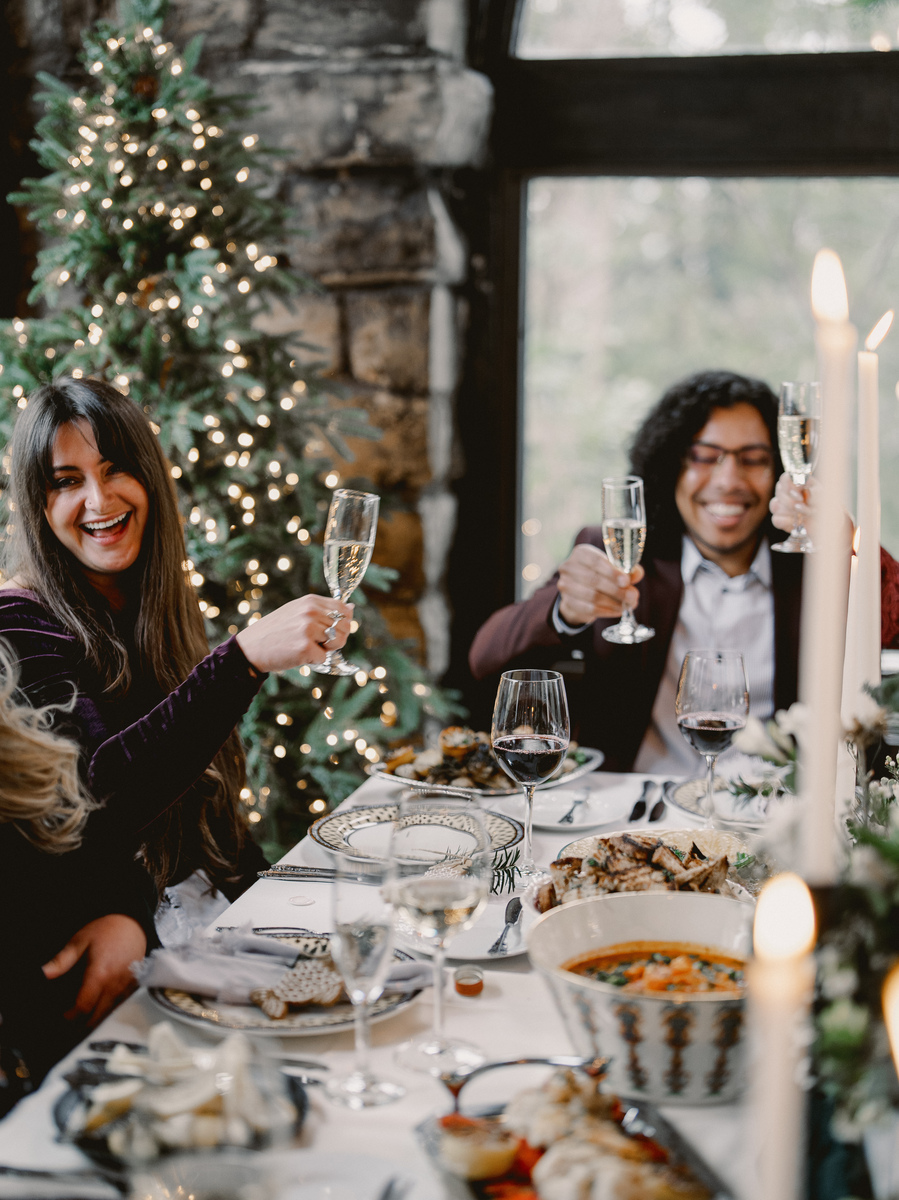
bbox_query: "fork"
[558,790,587,824]
[375,1176,412,1200]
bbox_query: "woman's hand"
[42,914,147,1026]
[557,543,644,626]
[235,594,353,673]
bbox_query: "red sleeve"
[881,545,899,648]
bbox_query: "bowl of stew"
[526,891,753,1105]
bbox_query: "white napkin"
[134,928,432,1005]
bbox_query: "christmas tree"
[0,0,459,855]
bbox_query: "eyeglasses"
[686,442,774,470]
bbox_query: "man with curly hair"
[470,370,899,773]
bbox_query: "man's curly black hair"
[628,370,784,561]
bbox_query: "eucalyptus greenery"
[0,0,460,856]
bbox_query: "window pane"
[520,177,899,597]
[517,0,899,58]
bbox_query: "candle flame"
[811,249,849,323]
[866,310,894,352]
[853,526,861,555]
[883,962,899,1078]
[753,873,816,960]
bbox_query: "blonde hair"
[0,644,95,853]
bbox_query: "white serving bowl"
[526,891,753,1105]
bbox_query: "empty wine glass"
[314,488,379,676]
[389,795,492,1075]
[601,476,654,644]
[325,859,405,1109]
[675,650,749,827]
[492,669,569,882]
[772,381,820,554]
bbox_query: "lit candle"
[840,535,860,726]
[883,961,899,1073]
[748,873,817,1200]
[800,249,857,884]
[856,310,892,693]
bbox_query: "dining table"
[0,769,755,1199]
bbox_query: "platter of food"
[419,1068,733,1199]
[53,1021,305,1175]
[371,726,604,796]
[309,802,523,862]
[528,829,756,913]
[149,931,422,1037]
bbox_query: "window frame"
[445,0,899,705]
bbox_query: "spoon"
[441,1054,609,1113]
[487,897,523,955]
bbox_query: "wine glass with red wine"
[675,650,749,827]
[492,669,569,881]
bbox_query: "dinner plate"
[666,776,772,829]
[395,894,538,961]
[368,746,605,797]
[309,803,523,862]
[263,1150,435,1200]
[149,931,422,1037]
[531,778,640,832]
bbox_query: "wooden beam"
[492,52,899,175]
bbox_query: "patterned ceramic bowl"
[526,891,753,1105]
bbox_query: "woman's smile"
[45,420,149,602]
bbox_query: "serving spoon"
[440,1054,608,1113]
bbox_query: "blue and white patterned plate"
[309,802,524,862]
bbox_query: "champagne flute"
[601,475,654,644]
[492,669,569,881]
[324,859,405,1109]
[772,381,820,554]
[314,488,379,676]
[390,795,492,1075]
[675,650,749,827]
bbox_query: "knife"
[628,779,654,822]
[258,867,379,885]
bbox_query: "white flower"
[850,692,888,732]
[773,703,808,747]
[732,716,788,764]
[820,966,858,1001]
[847,844,898,890]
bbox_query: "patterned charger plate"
[149,930,421,1038]
[368,747,605,797]
[309,802,523,862]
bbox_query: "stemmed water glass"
[492,669,569,882]
[314,488,379,675]
[772,381,820,554]
[601,475,654,644]
[389,795,492,1075]
[325,858,405,1109]
[675,650,749,827]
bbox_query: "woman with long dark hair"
[0,376,351,1023]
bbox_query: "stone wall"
[6,0,493,678]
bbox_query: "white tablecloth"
[0,772,750,1197]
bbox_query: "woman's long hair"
[0,642,95,853]
[629,370,784,560]
[4,377,250,891]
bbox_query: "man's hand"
[557,543,644,627]
[42,914,147,1026]
[770,472,815,535]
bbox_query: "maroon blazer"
[469,528,806,772]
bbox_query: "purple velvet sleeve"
[0,592,266,833]
[88,637,265,831]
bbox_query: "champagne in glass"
[601,476,654,644]
[314,488,379,676]
[675,649,749,826]
[390,795,492,1075]
[772,381,820,554]
[492,669,569,882]
[325,860,404,1109]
